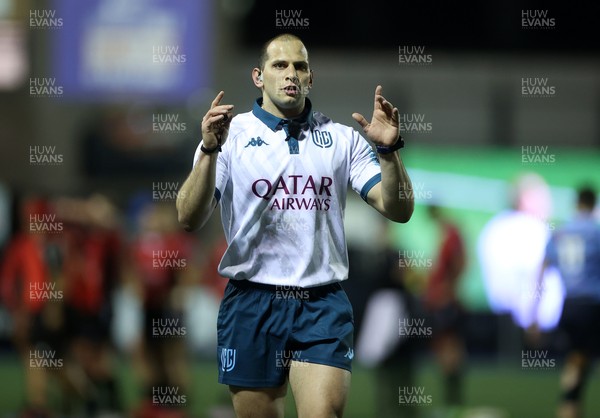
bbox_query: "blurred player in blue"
[177,33,414,418]
[532,185,600,418]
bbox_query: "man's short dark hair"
[577,185,597,210]
[258,33,305,70]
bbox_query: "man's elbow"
[177,201,214,232]
[176,200,201,231]
[387,202,414,223]
[389,210,413,223]
[397,213,413,223]
[177,211,198,232]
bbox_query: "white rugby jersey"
[193,98,381,287]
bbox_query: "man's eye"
[274,63,286,69]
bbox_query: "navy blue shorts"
[217,280,354,387]
[559,297,600,356]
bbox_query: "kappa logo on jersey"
[221,348,236,372]
[245,136,269,147]
[312,130,333,148]
[344,348,354,360]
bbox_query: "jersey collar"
[252,98,314,131]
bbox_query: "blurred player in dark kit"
[531,185,600,418]
[354,221,420,418]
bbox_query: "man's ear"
[308,69,313,89]
[252,68,263,88]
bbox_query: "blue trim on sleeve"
[360,173,381,201]
[214,188,222,203]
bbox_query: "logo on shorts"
[344,348,354,360]
[312,130,333,148]
[221,348,236,372]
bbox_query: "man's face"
[260,39,312,116]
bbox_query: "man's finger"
[210,91,225,109]
[352,112,369,129]
[376,95,394,112]
[204,107,233,126]
[207,105,234,117]
[374,85,383,108]
[206,114,227,126]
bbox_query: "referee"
[177,33,413,418]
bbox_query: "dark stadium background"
[0,0,599,417]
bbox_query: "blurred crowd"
[0,191,226,418]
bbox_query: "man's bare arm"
[366,153,414,223]
[176,91,233,231]
[353,85,414,223]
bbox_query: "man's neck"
[261,98,305,120]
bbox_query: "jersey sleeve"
[192,140,229,203]
[349,130,381,201]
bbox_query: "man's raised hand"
[352,85,400,147]
[202,91,234,149]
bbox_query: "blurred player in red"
[0,195,66,418]
[424,204,467,407]
[57,194,123,415]
[127,200,199,418]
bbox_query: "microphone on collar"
[286,120,303,141]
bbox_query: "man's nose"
[285,66,299,81]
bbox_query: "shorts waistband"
[229,279,342,294]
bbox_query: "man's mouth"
[282,85,299,96]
